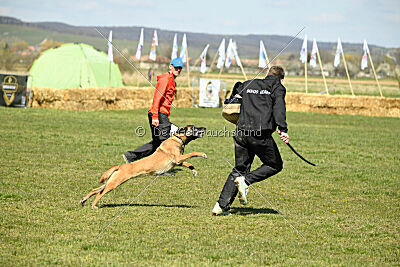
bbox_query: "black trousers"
[218,130,283,210]
[124,112,171,162]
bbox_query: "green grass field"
[1,107,399,265]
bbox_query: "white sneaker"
[235,176,248,205]
[211,202,231,216]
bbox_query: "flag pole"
[152,61,155,87]
[136,60,141,88]
[185,47,192,101]
[265,53,270,67]
[218,52,228,80]
[177,52,195,88]
[265,46,270,69]
[108,61,111,88]
[305,61,308,93]
[177,79,186,88]
[206,50,219,77]
[304,53,308,93]
[341,51,355,96]
[368,52,383,97]
[316,50,329,95]
[218,61,225,80]
[239,64,247,80]
[191,57,201,70]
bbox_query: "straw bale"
[29,87,400,117]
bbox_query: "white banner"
[259,40,268,68]
[334,37,343,67]
[200,44,209,73]
[232,41,242,67]
[171,33,178,60]
[216,39,225,69]
[225,39,234,68]
[135,28,144,60]
[149,30,158,61]
[180,34,187,63]
[107,30,113,62]
[199,78,220,108]
[361,39,369,70]
[299,35,307,63]
[310,38,318,68]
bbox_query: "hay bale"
[82,100,107,110]
[327,96,354,108]
[29,87,400,117]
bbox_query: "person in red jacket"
[123,58,183,163]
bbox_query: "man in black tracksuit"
[212,66,290,215]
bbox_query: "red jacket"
[148,72,176,120]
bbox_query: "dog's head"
[175,125,206,144]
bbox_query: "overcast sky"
[1,0,399,47]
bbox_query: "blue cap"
[170,58,184,68]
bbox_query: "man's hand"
[277,130,289,143]
[152,118,159,127]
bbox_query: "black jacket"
[235,75,288,132]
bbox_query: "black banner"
[0,74,30,107]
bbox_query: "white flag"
[258,40,268,68]
[225,39,234,68]
[361,39,369,70]
[180,34,187,63]
[107,30,113,62]
[334,37,343,67]
[135,28,144,60]
[232,41,242,67]
[149,30,158,61]
[171,33,178,60]
[216,39,225,69]
[299,35,307,63]
[200,44,209,73]
[310,38,318,68]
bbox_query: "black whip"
[286,142,316,166]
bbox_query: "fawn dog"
[80,125,207,209]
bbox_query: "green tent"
[29,43,123,89]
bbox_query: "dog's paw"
[192,169,198,177]
[91,205,98,210]
[201,153,208,159]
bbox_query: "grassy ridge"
[0,107,399,265]
[0,24,136,52]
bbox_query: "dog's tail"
[99,165,120,183]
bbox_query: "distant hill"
[0,16,396,61]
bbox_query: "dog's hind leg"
[90,165,141,209]
[80,184,106,206]
[180,161,198,177]
[91,178,122,209]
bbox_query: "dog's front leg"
[180,161,198,177]
[176,152,207,164]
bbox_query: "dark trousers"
[218,130,283,210]
[124,112,171,162]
